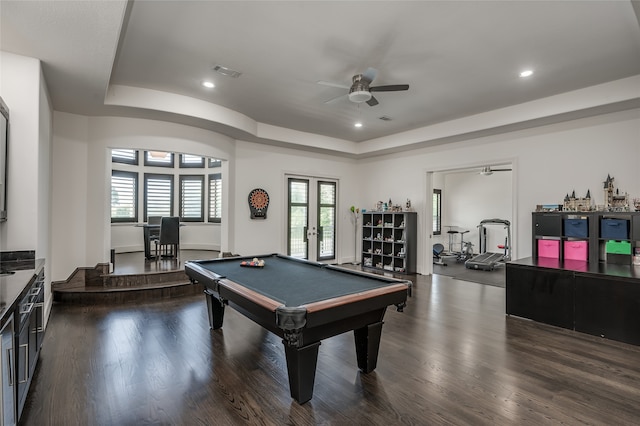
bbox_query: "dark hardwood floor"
[20,254,640,425]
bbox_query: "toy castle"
[603,174,630,212]
[563,190,592,212]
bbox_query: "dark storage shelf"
[509,212,640,346]
[532,211,640,265]
[362,211,416,274]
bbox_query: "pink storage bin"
[538,239,560,258]
[564,241,588,261]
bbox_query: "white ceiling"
[1,1,640,155]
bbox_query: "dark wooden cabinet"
[574,273,640,346]
[533,213,563,237]
[506,263,574,329]
[509,211,640,346]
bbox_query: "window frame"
[144,151,175,168]
[179,174,205,222]
[111,149,139,165]
[111,170,138,223]
[143,173,174,221]
[179,154,205,169]
[208,173,222,223]
[433,188,442,236]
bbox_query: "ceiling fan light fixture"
[348,90,372,103]
[354,122,363,128]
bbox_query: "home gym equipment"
[465,218,511,271]
[433,243,447,266]
[457,238,474,263]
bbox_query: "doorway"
[286,176,337,262]
[428,163,514,287]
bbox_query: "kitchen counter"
[0,258,45,323]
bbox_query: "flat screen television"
[0,96,8,222]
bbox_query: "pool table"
[185,253,412,404]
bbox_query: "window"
[433,189,442,235]
[180,154,205,168]
[317,181,336,260]
[180,175,204,221]
[144,151,174,168]
[111,171,138,222]
[209,158,222,168]
[111,149,138,165]
[208,173,222,223]
[144,173,173,220]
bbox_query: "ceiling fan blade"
[366,96,379,107]
[370,84,409,92]
[361,67,378,83]
[317,80,350,90]
[492,168,512,172]
[324,93,348,104]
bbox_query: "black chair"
[155,216,180,260]
[147,215,162,245]
[433,243,447,266]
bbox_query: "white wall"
[0,52,44,251]
[232,140,360,263]
[0,51,53,323]
[358,109,640,274]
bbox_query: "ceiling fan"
[479,166,512,176]
[317,67,409,106]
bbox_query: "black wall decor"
[248,188,269,219]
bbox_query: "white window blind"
[145,174,173,219]
[180,154,205,168]
[180,176,204,221]
[209,173,222,223]
[111,171,137,222]
[111,149,138,165]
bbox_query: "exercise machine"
[465,218,511,271]
[433,243,447,266]
[456,235,474,262]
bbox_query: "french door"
[287,176,337,262]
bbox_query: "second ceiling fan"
[318,67,409,106]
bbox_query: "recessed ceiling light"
[519,70,534,78]
[202,81,215,88]
[354,122,363,128]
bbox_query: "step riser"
[106,271,189,288]
[53,283,205,305]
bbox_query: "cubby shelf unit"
[361,211,417,274]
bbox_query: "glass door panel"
[288,178,308,259]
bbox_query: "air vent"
[212,65,242,78]
[378,116,392,121]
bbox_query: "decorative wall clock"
[248,188,270,219]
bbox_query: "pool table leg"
[283,341,321,404]
[204,289,225,329]
[354,321,384,373]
